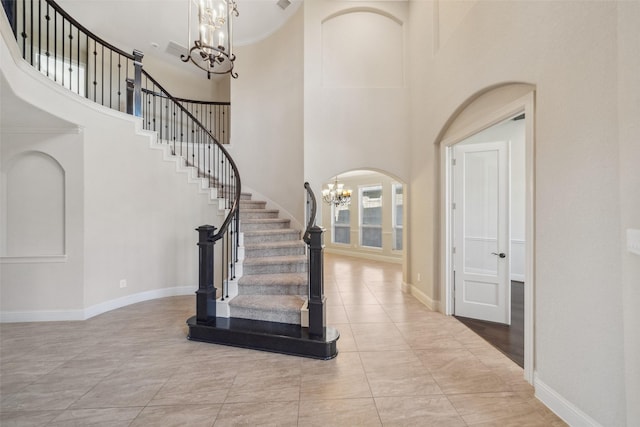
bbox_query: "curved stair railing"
[2,0,241,312]
[140,70,241,302]
[303,182,317,244]
[3,0,141,113]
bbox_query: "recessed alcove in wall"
[321,9,404,88]
[4,151,66,257]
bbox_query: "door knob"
[491,252,506,258]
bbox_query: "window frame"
[392,183,403,251]
[331,203,351,245]
[359,184,383,249]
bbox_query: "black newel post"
[132,49,144,117]
[196,225,217,322]
[308,225,326,337]
[125,78,134,115]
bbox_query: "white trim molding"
[534,374,604,427]
[0,255,68,264]
[402,281,441,312]
[0,285,196,323]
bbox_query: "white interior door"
[453,140,510,324]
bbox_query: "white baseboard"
[1,285,197,323]
[0,308,86,323]
[534,374,603,427]
[402,282,441,312]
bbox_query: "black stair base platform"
[186,316,339,360]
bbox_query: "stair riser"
[230,306,301,325]
[244,263,308,275]
[243,232,300,244]
[245,246,306,258]
[241,221,290,231]
[237,284,307,296]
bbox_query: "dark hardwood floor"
[455,281,524,368]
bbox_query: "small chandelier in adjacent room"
[182,0,239,79]
[323,176,352,218]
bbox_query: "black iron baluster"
[100,44,104,106]
[109,50,112,108]
[37,0,40,70]
[61,16,64,87]
[222,108,226,144]
[67,21,72,92]
[84,33,88,98]
[92,40,96,101]
[45,2,49,76]
[53,8,56,81]
[20,0,25,59]
[29,0,33,65]
[117,55,121,110]
[76,26,79,95]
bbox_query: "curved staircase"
[2,0,337,359]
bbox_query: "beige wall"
[2,0,638,424]
[229,6,304,224]
[1,18,221,319]
[142,54,229,102]
[407,1,634,425]
[303,1,411,209]
[617,2,640,425]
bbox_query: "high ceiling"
[56,0,303,72]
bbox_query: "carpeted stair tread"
[243,255,307,266]
[245,240,305,250]
[241,218,290,225]
[240,209,280,214]
[239,201,267,209]
[244,240,306,258]
[243,229,300,237]
[238,272,307,286]
[240,218,291,231]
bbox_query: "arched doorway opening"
[437,85,535,383]
[319,169,406,266]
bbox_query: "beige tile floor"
[0,254,565,426]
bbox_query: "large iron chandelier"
[182,0,239,79]
[323,177,352,219]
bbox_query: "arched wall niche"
[321,8,404,88]
[4,151,66,257]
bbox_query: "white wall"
[1,15,222,319]
[229,5,304,225]
[407,1,633,425]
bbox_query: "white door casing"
[453,140,510,324]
